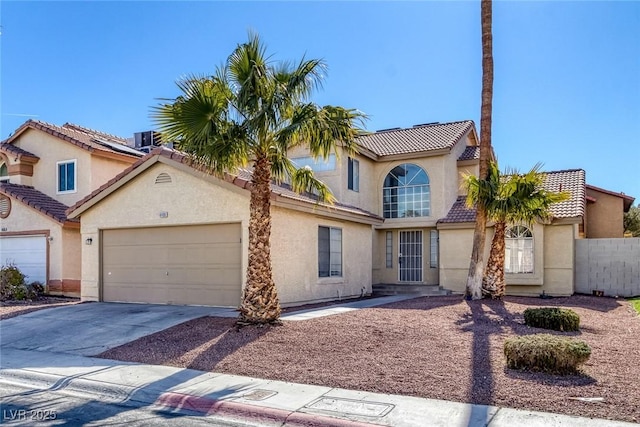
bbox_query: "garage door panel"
[102,224,242,306]
[0,236,46,284]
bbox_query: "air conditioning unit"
[133,131,161,148]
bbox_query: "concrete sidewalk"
[1,347,635,427]
[282,295,416,321]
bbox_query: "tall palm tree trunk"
[466,0,493,300]
[238,156,282,324]
[482,221,506,299]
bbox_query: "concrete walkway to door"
[0,302,238,356]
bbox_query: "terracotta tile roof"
[0,143,39,161]
[457,146,479,161]
[3,120,142,160]
[438,196,476,223]
[0,183,78,225]
[67,147,382,221]
[438,169,586,224]
[543,169,586,218]
[356,120,475,157]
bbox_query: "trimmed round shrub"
[504,334,591,374]
[523,307,580,332]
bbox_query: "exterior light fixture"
[85,238,93,245]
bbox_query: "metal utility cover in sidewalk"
[305,397,394,418]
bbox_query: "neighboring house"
[0,120,142,295]
[64,119,634,306]
[584,184,635,238]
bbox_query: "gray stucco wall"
[575,238,640,297]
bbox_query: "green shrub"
[28,281,45,296]
[0,264,30,301]
[523,307,580,331]
[504,334,591,375]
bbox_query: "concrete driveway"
[0,302,237,356]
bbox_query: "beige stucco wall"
[61,227,82,286]
[457,163,479,196]
[90,156,136,192]
[438,222,576,296]
[288,134,475,224]
[586,188,625,238]
[77,161,374,306]
[14,129,94,205]
[12,129,134,205]
[271,206,373,306]
[372,228,439,285]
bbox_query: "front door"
[399,230,423,282]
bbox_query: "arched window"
[0,162,8,183]
[383,163,430,218]
[505,226,533,274]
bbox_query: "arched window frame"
[505,225,534,274]
[0,161,8,183]
[382,163,430,219]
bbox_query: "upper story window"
[383,163,430,218]
[0,162,8,183]
[348,157,359,192]
[57,160,77,193]
[291,154,336,172]
[505,225,534,274]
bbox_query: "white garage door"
[0,235,47,284]
[102,224,242,306]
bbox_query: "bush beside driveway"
[98,295,640,424]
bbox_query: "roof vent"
[155,172,172,184]
[413,122,439,128]
[0,195,11,218]
[376,127,402,133]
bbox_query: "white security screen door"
[399,230,422,282]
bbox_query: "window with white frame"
[348,157,359,192]
[505,226,534,274]
[383,163,430,218]
[385,231,393,268]
[0,162,8,183]
[430,230,438,268]
[57,160,77,193]
[318,226,342,277]
[291,154,336,172]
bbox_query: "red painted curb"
[156,392,382,427]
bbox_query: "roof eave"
[272,196,384,225]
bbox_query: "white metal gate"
[399,230,423,282]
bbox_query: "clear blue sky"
[1,1,638,200]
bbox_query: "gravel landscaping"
[0,297,81,320]
[98,295,640,423]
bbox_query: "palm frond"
[290,166,336,204]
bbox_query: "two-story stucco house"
[65,119,632,306]
[0,120,142,295]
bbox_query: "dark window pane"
[318,226,330,277]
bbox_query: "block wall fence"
[575,238,640,297]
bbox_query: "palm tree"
[152,33,366,325]
[466,0,494,300]
[465,162,569,298]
